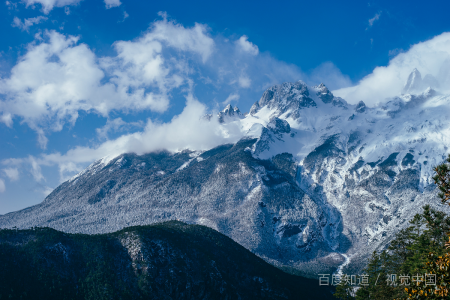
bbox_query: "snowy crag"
[1,69,450,277]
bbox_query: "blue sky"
[1,0,450,214]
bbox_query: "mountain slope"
[0,221,335,300]
[1,74,450,277]
[0,138,340,276]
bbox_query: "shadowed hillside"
[0,221,335,299]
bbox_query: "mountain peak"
[249,81,316,118]
[403,68,423,94]
[355,100,366,113]
[313,83,334,103]
[218,104,243,123]
[223,104,233,111]
[422,86,437,98]
[2,78,450,280]
[402,69,439,94]
[267,116,291,134]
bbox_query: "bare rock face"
[2,80,450,278]
[354,101,366,113]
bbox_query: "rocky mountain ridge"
[1,70,450,277]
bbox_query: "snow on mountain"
[402,68,440,94]
[1,72,450,277]
[218,104,244,123]
[240,77,450,274]
[202,104,244,123]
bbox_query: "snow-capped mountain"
[202,104,244,123]
[402,68,440,94]
[218,104,244,123]
[1,70,450,277]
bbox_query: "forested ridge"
[0,220,335,300]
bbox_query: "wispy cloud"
[222,93,240,105]
[119,11,129,22]
[0,18,215,148]
[41,186,54,197]
[334,32,450,105]
[5,1,18,10]
[388,48,404,58]
[235,35,259,56]
[29,156,44,182]
[367,12,381,29]
[307,62,352,91]
[21,0,83,14]
[2,96,245,183]
[96,118,144,140]
[0,113,13,127]
[12,16,48,31]
[0,14,313,150]
[3,168,19,181]
[104,0,121,9]
[0,14,355,184]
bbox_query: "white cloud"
[22,0,83,14]
[0,18,215,148]
[238,76,251,88]
[307,62,352,91]
[35,127,49,149]
[4,96,245,182]
[2,156,44,182]
[12,16,48,31]
[367,12,381,28]
[41,185,53,197]
[104,0,121,9]
[6,1,18,9]
[388,48,404,58]
[236,35,259,56]
[0,14,358,187]
[0,179,5,193]
[96,117,144,140]
[3,168,19,181]
[120,11,129,22]
[29,156,44,182]
[334,32,450,105]
[0,15,309,152]
[203,38,304,94]
[222,93,240,105]
[0,113,13,127]
[148,13,214,62]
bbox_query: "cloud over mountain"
[334,32,450,105]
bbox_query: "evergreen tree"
[403,154,450,299]
[351,154,450,300]
[334,274,355,300]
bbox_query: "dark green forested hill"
[0,221,334,300]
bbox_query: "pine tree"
[334,274,355,300]
[403,154,450,299]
